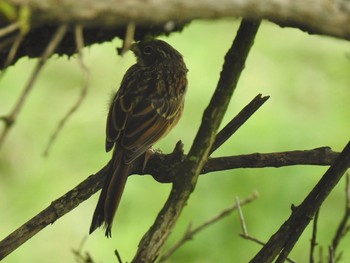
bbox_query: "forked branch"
[251,141,350,263]
[131,19,261,263]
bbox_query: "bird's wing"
[105,65,186,163]
[105,65,139,152]
[121,95,184,163]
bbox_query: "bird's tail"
[89,151,130,237]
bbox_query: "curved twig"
[251,141,350,263]
[158,192,259,262]
[43,25,90,156]
[0,24,68,148]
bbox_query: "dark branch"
[210,94,269,155]
[0,131,340,259]
[310,209,320,263]
[158,192,259,262]
[0,25,68,146]
[0,24,188,69]
[329,173,350,261]
[131,19,261,262]
[2,0,350,69]
[250,140,350,263]
[0,163,109,260]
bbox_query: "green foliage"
[0,0,17,21]
[1,20,350,262]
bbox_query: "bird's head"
[131,39,185,68]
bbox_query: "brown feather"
[90,39,188,237]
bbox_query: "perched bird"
[89,39,188,237]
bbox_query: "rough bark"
[6,0,350,41]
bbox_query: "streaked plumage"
[89,39,188,237]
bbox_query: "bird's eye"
[143,45,153,55]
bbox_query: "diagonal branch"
[250,140,350,263]
[0,24,68,147]
[236,196,296,263]
[0,146,339,260]
[158,192,259,262]
[310,209,320,263]
[0,163,109,260]
[0,101,340,260]
[43,25,90,156]
[131,18,261,263]
[329,172,350,262]
[210,93,269,155]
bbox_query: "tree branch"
[209,94,269,155]
[43,25,90,156]
[250,140,350,263]
[329,173,350,262]
[0,24,68,147]
[1,0,350,68]
[310,209,319,263]
[236,196,296,263]
[0,146,340,260]
[158,192,259,262]
[5,0,350,40]
[131,18,261,262]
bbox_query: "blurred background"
[0,19,349,262]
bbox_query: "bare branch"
[158,192,259,262]
[1,0,350,69]
[114,249,123,263]
[131,19,261,263]
[251,140,350,263]
[0,162,109,260]
[0,140,341,260]
[72,236,95,263]
[0,24,68,147]
[5,0,350,41]
[310,209,320,263]
[210,94,269,155]
[0,143,340,260]
[0,22,19,37]
[2,33,25,70]
[43,24,90,156]
[236,196,296,263]
[118,22,136,56]
[329,173,350,262]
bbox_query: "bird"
[89,39,188,237]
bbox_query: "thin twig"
[72,236,94,263]
[328,246,335,263]
[3,33,25,69]
[310,209,320,263]
[119,21,136,56]
[0,33,26,81]
[158,192,259,262]
[43,25,89,156]
[328,172,350,263]
[115,249,123,263]
[0,24,68,148]
[319,246,324,263]
[236,196,296,263]
[251,140,350,263]
[0,35,17,53]
[210,94,269,155]
[0,22,19,38]
[0,22,26,79]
